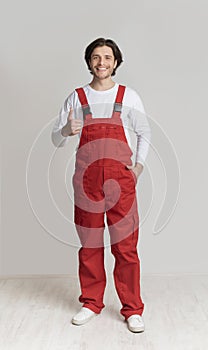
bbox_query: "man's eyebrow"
[91,54,113,57]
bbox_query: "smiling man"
[89,46,117,82]
[52,38,151,333]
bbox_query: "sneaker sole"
[71,313,97,326]
[127,325,145,333]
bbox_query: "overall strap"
[113,85,126,116]
[76,85,126,119]
[75,87,92,120]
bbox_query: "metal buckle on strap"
[114,103,122,113]
[82,104,92,116]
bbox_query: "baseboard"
[0,274,77,280]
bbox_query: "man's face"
[89,45,117,80]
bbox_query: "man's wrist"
[134,162,144,177]
[135,162,144,170]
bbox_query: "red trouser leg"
[106,165,144,320]
[74,165,106,313]
[110,228,144,320]
[78,246,106,314]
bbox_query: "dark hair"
[84,37,123,76]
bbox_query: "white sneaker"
[126,314,145,333]
[72,307,97,325]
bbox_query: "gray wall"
[1,0,208,276]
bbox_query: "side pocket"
[124,166,137,186]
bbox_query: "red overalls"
[72,85,144,320]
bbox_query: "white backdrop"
[1,0,208,276]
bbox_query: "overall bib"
[72,85,144,320]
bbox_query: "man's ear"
[114,60,117,69]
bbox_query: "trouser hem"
[82,303,104,314]
[121,306,145,321]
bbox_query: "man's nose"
[98,57,105,65]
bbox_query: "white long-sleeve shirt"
[51,83,151,166]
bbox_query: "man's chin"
[94,74,111,80]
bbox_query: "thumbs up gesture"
[61,107,83,137]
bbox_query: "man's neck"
[89,78,116,91]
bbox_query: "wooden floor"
[0,274,208,350]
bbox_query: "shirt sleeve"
[128,91,151,166]
[51,94,72,147]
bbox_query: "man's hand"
[126,162,144,182]
[61,107,83,137]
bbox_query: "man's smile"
[96,67,108,71]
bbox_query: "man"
[52,38,151,333]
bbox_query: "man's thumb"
[68,107,73,121]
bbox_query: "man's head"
[84,38,123,78]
